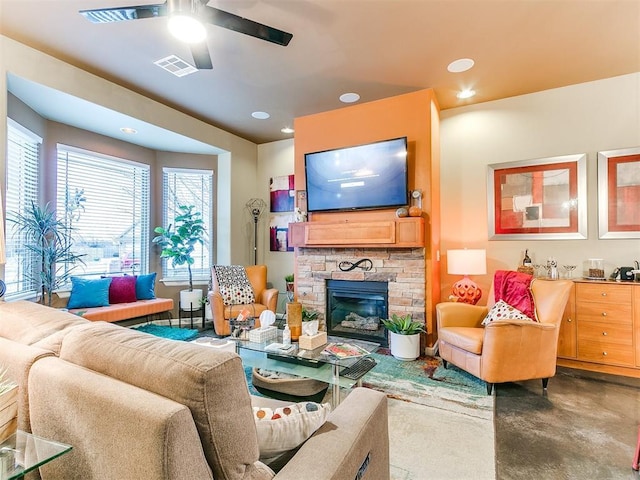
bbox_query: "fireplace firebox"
[325,280,388,347]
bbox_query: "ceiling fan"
[79,0,293,70]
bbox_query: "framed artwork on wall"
[269,174,295,251]
[597,146,640,239]
[269,213,294,252]
[270,175,295,213]
[487,153,587,240]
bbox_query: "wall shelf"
[289,217,425,248]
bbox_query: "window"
[56,145,150,278]
[162,167,213,282]
[5,119,41,298]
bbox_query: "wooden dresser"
[557,280,640,378]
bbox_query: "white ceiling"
[1,0,639,149]
[7,73,223,154]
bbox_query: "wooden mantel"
[289,217,425,248]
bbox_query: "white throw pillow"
[213,265,256,306]
[253,401,331,457]
[482,299,533,325]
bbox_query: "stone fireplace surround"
[295,247,426,336]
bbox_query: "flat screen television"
[304,136,409,213]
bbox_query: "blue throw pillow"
[135,272,157,300]
[67,277,112,309]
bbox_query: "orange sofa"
[67,297,174,322]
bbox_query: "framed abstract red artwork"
[598,146,640,239]
[487,154,587,240]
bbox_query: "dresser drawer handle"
[601,292,607,296]
[601,312,607,317]
[603,352,608,356]
[567,318,572,323]
[602,332,607,336]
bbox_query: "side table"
[0,430,72,479]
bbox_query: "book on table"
[322,342,371,359]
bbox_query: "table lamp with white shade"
[447,249,487,305]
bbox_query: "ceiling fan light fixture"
[168,14,206,43]
[457,89,476,99]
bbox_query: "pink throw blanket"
[493,270,536,320]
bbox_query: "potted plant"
[200,295,213,321]
[301,306,319,335]
[284,274,294,301]
[382,313,425,361]
[153,205,205,311]
[10,201,85,306]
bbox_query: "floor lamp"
[245,198,266,265]
[447,249,487,305]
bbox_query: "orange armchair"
[436,278,572,395]
[209,265,279,336]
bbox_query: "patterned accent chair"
[436,277,573,395]
[209,265,278,336]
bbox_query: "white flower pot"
[180,289,203,311]
[389,332,421,361]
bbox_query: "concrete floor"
[495,367,640,480]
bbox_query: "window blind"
[162,167,213,281]
[5,119,41,298]
[56,145,150,278]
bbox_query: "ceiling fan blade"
[190,42,213,70]
[200,6,293,46]
[80,3,167,24]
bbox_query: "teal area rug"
[132,324,199,341]
[363,352,493,418]
[245,367,263,397]
[134,327,491,415]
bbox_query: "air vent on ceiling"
[154,55,198,77]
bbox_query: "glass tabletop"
[234,331,379,368]
[0,431,72,479]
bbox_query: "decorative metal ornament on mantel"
[245,198,267,265]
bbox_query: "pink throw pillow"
[109,276,137,304]
[493,270,536,321]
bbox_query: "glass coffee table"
[0,431,72,479]
[233,333,379,407]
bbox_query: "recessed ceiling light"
[281,127,294,134]
[447,58,475,73]
[252,111,270,120]
[339,92,360,103]
[120,127,137,134]
[457,89,476,99]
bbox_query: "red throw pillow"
[108,276,137,304]
[493,270,536,320]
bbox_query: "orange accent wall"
[293,89,441,345]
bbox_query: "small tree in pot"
[382,313,425,361]
[10,201,85,306]
[153,205,205,310]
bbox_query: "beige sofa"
[0,301,390,480]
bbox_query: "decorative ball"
[395,207,409,218]
[408,206,422,217]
